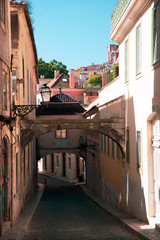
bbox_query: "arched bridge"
[20,118,125,156]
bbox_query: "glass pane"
[56,130,61,138]
[62,130,66,138]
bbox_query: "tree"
[38,58,69,78]
[84,74,102,88]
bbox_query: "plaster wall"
[10,4,38,226]
[0,0,12,234]
[86,1,159,222]
[37,129,86,159]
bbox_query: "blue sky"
[30,0,118,70]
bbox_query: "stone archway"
[20,118,125,157]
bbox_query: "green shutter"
[152,5,159,64]
[137,131,141,169]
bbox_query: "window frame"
[2,70,7,110]
[117,144,120,160]
[137,130,141,169]
[152,3,160,65]
[125,39,129,83]
[107,137,110,156]
[136,23,141,75]
[0,0,5,23]
[55,129,67,139]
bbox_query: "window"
[68,157,71,169]
[0,0,5,23]
[44,157,47,170]
[113,53,116,63]
[152,4,159,64]
[117,144,120,160]
[16,152,18,193]
[112,140,114,159]
[125,39,129,82]
[27,69,30,103]
[51,154,54,173]
[136,24,141,74]
[56,155,59,167]
[62,78,68,82]
[126,129,130,164]
[12,69,16,104]
[56,130,67,139]
[100,134,103,152]
[107,137,110,156]
[3,70,7,110]
[137,131,141,169]
[23,149,25,186]
[22,57,25,98]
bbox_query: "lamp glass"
[40,84,51,102]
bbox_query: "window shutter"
[137,131,141,169]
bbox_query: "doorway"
[2,137,10,222]
[63,153,66,177]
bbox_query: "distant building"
[36,88,86,182]
[36,68,100,106]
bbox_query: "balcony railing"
[111,0,131,33]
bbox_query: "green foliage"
[38,58,69,78]
[84,74,102,88]
[106,71,113,84]
[112,64,119,79]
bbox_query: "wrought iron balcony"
[111,0,131,33]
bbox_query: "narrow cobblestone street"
[24,175,141,240]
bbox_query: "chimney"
[54,70,60,79]
[102,74,107,88]
[70,69,75,88]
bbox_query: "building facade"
[8,0,38,232]
[0,0,12,234]
[85,0,160,224]
[36,90,86,183]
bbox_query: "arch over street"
[20,118,125,156]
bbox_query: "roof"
[47,73,69,88]
[10,1,38,81]
[36,84,86,115]
[36,102,85,115]
[50,93,79,103]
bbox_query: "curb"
[1,183,45,240]
[79,184,160,240]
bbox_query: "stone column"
[46,154,52,173]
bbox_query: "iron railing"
[111,0,131,33]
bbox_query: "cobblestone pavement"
[24,175,141,240]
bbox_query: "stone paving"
[1,173,160,240]
[24,174,142,240]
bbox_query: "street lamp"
[40,83,51,103]
[12,84,51,116]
